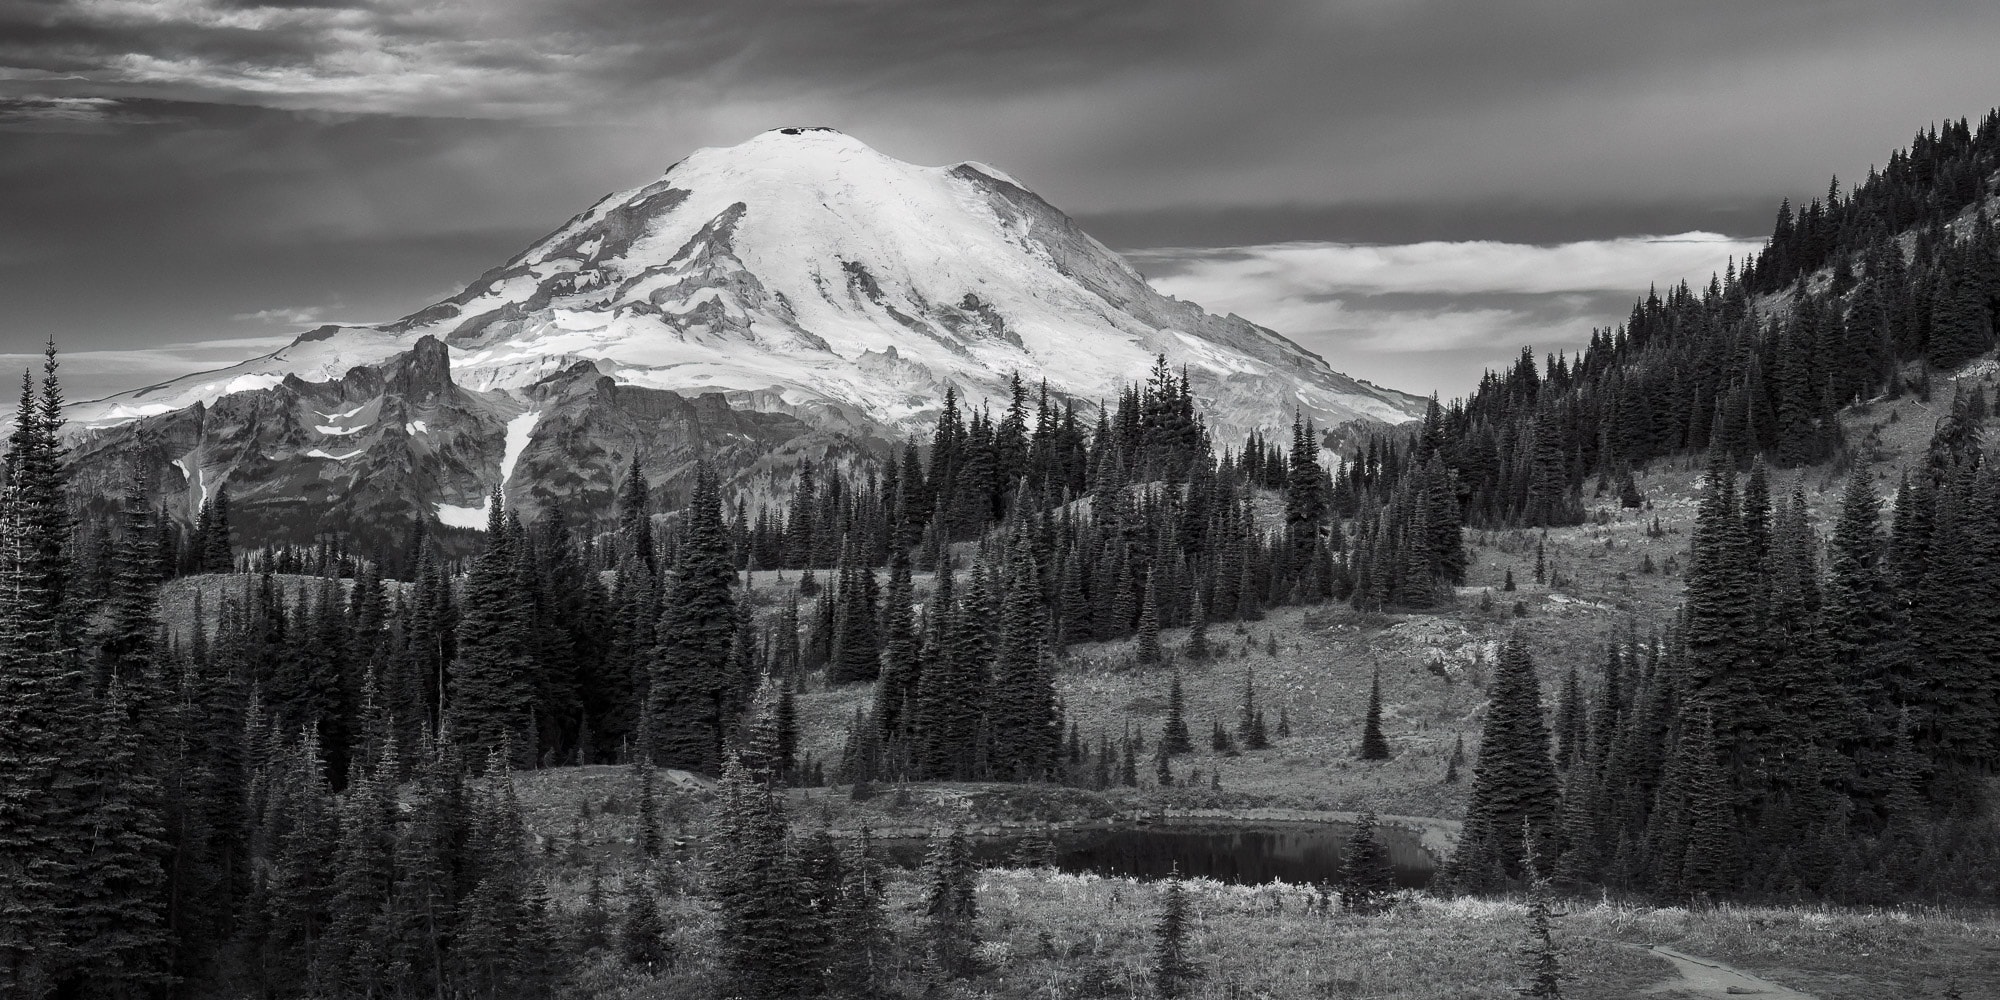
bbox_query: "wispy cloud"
[0,0,1182,120]
[1131,233,1761,299]
[0,334,297,402]
[1134,233,1764,395]
[0,94,188,130]
[228,304,376,327]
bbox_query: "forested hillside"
[1393,110,2000,530]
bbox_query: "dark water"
[875,821,1435,888]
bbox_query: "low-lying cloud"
[1132,232,1764,396]
[0,335,295,403]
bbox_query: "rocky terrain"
[63,127,1421,551]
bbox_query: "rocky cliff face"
[69,336,831,553]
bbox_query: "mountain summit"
[68,129,1421,549]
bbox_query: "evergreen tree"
[1185,588,1210,660]
[69,680,174,997]
[1677,712,1736,901]
[453,491,538,759]
[1209,718,1236,754]
[196,487,235,573]
[827,827,889,997]
[915,566,982,780]
[1238,666,1270,750]
[1820,468,1900,803]
[741,671,799,787]
[828,549,883,684]
[1683,450,1767,762]
[324,764,396,996]
[1136,568,1163,664]
[1338,811,1398,915]
[1360,670,1391,760]
[708,754,815,996]
[1553,667,1585,772]
[1448,632,1560,893]
[619,867,670,969]
[922,826,980,980]
[258,733,341,995]
[1151,868,1203,999]
[1161,671,1194,756]
[990,551,1058,781]
[634,759,663,856]
[1285,413,1327,567]
[1517,837,1570,999]
[453,764,554,1000]
[96,468,163,689]
[619,456,656,574]
[576,864,612,954]
[875,541,920,738]
[646,464,741,773]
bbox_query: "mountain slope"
[67,128,1422,551]
[78,128,1418,440]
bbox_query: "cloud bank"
[1132,233,1765,395]
[0,335,296,403]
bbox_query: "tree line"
[1339,110,2000,534]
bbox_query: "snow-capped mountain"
[69,127,1423,550]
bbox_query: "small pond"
[875,820,1435,888]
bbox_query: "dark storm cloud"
[2,0,1997,396]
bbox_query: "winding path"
[1642,945,1816,999]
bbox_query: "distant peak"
[771,126,843,136]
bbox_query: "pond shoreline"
[822,806,1461,862]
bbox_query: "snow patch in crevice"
[434,410,541,532]
[305,447,365,461]
[171,458,210,510]
[500,410,541,487]
[436,502,489,530]
[315,423,367,436]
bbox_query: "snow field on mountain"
[66,127,1422,451]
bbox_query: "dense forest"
[6,110,2000,998]
[1447,446,2000,903]
[0,342,1453,997]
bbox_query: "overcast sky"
[2,0,1997,400]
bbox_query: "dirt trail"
[1642,945,1816,999]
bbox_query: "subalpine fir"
[1445,631,1560,893]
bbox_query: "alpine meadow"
[5,7,2000,999]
